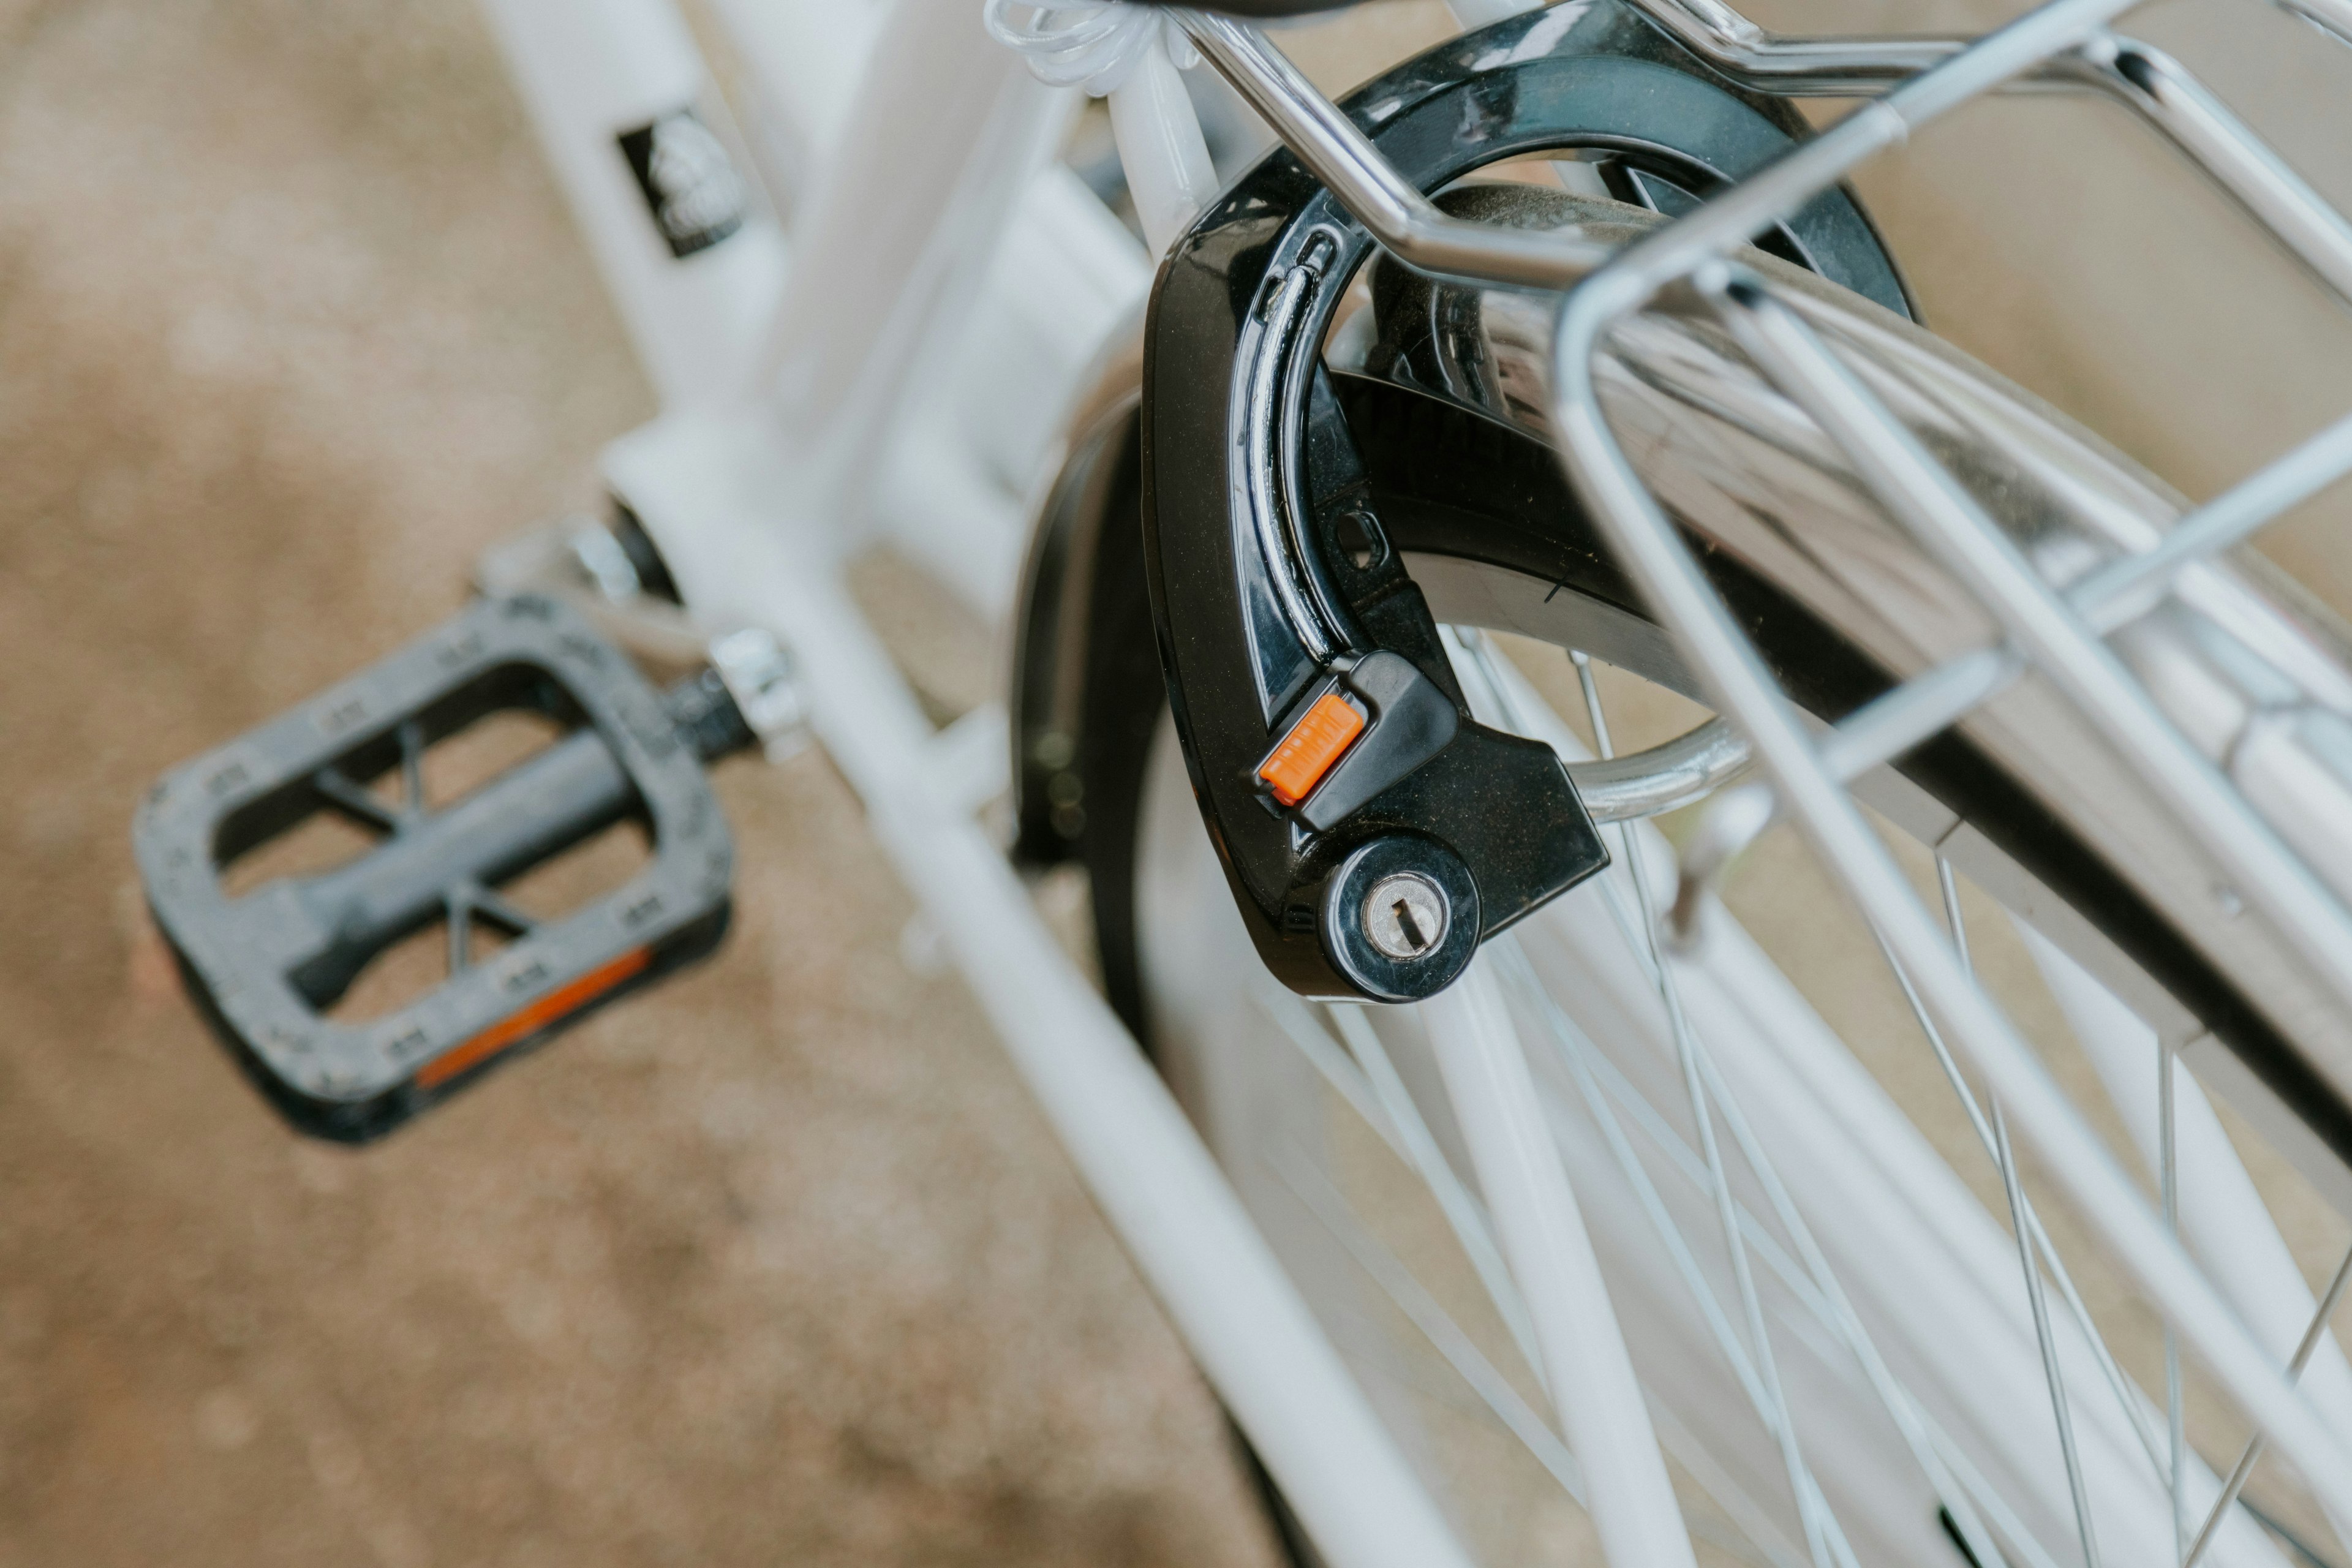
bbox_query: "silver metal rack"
[1181,0,2352,1534]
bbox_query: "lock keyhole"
[1362,870,1449,962]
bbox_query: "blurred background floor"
[8,0,2352,1562]
[0,1,1279,1562]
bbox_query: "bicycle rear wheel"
[1072,202,2352,1568]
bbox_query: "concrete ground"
[0,2,1278,1564]
[6,0,2352,1564]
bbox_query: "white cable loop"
[983,0,1199,96]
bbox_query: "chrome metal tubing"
[1665,779,1774,946]
[1664,649,2019,943]
[2278,0,2352,46]
[1820,649,2023,785]
[1292,0,2352,1515]
[1381,206,2352,1106]
[1602,6,2352,334]
[1616,0,1969,93]
[1546,253,2352,1531]
[1245,243,1344,662]
[1190,0,2352,1110]
[2060,36,2352,307]
[1568,718,1752,822]
[2070,406,2352,635]
[1175,11,1610,289]
[1276,238,1357,654]
[1580,0,2143,320]
[1187,0,2352,380]
[1715,270,2352,1023]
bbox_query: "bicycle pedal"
[135,594,755,1142]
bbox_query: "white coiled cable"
[982,0,1200,96]
[982,0,1217,255]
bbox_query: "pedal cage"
[135,594,735,1141]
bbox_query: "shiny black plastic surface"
[1142,0,1912,998]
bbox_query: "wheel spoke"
[1326,1003,1550,1389]
[1496,941,1774,1414]
[1245,981,1414,1165]
[1496,941,1870,1568]
[1941,859,2103,1568]
[1574,650,1841,1568]
[1697,1035,2046,1568]
[1183,624,2352,1568]
[1510,929,2059,1568]
[1256,963,1823,1568]
[2182,1241,2352,1568]
[1275,1146,1814,1568]
[1422,960,1698,1568]
[2164,1033,2188,1564]
[1275,1150,1588,1501]
[1246,979,1550,1384]
[1455,628,2018,1568]
[1869,925,2171,1480]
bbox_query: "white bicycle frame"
[472,4,1483,1565]
[462,3,2352,1566]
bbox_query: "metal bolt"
[1362,872,1448,961]
[568,521,646,603]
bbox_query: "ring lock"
[1140,0,1901,1001]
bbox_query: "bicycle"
[129,0,2352,1562]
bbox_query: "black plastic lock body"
[1137,0,1922,1001]
[134,594,735,1142]
[1287,650,1460,832]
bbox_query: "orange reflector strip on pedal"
[1257,692,1366,807]
[416,946,652,1090]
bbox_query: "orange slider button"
[1257,692,1367,807]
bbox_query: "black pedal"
[134,594,752,1142]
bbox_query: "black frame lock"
[1147,201,1612,1000]
[1137,1,1924,1003]
[1127,2,1885,1001]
